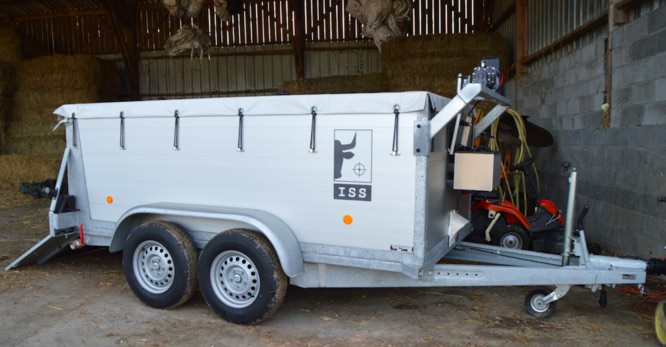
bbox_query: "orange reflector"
[106,196,113,204]
[343,214,353,225]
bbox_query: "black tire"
[122,221,198,309]
[198,229,288,325]
[491,224,531,250]
[525,289,557,318]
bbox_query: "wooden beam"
[515,0,528,77]
[289,0,305,79]
[490,3,515,32]
[604,0,620,128]
[522,9,608,65]
[103,0,140,100]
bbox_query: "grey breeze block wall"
[503,6,666,259]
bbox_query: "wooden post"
[103,0,140,100]
[515,0,528,77]
[603,0,619,128]
[289,0,305,79]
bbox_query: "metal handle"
[391,105,400,156]
[309,106,317,153]
[237,109,244,152]
[173,110,180,150]
[119,111,126,150]
[72,113,78,148]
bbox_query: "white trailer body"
[54,91,467,278]
[7,84,653,324]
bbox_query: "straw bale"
[382,33,510,75]
[0,28,21,64]
[7,121,64,138]
[278,73,388,95]
[0,62,17,96]
[3,135,65,155]
[18,55,104,91]
[0,97,12,122]
[387,77,458,98]
[0,189,41,209]
[0,119,5,149]
[0,154,61,191]
[13,89,99,122]
[382,33,510,97]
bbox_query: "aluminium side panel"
[414,94,468,266]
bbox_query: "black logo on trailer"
[334,133,356,179]
[333,130,372,202]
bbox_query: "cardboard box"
[453,151,500,191]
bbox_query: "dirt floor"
[0,200,662,346]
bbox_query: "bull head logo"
[334,134,357,179]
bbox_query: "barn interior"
[0,0,664,263]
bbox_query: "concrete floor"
[0,201,661,346]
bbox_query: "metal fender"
[110,203,304,277]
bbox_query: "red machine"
[467,157,565,251]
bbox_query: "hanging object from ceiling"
[345,0,412,51]
[164,25,211,59]
[213,0,244,21]
[161,0,207,18]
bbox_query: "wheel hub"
[210,250,260,309]
[500,233,523,249]
[133,240,175,294]
[530,294,549,312]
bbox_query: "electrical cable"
[486,108,539,215]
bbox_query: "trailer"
[6,82,658,324]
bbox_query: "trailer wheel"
[492,225,530,250]
[122,221,197,309]
[525,289,557,318]
[197,229,287,325]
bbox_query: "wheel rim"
[210,250,260,309]
[132,240,175,294]
[500,232,523,249]
[530,293,549,313]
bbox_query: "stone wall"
[504,6,666,258]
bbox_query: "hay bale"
[0,119,5,149]
[0,154,61,191]
[0,189,42,209]
[0,28,21,64]
[18,55,104,91]
[6,121,64,138]
[13,89,99,122]
[0,62,17,97]
[278,73,388,95]
[3,135,65,155]
[0,97,12,122]
[382,33,510,97]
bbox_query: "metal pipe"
[562,169,577,266]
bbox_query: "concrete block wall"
[504,5,666,258]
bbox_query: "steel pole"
[562,169,577,266]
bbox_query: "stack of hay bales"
[279,73,388,95]
[382,33,509,97]
[279,33,509,98]
[0,54,111,208]
[0,27,20,153]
